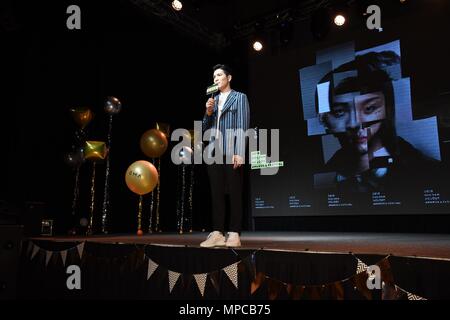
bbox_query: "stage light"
[334,14,346,26]
[253,41,263,52]
[172,0,183,11]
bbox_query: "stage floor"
[32,231,450,260]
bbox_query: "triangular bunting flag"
[353,273,373,300]
[31,244,40,260]
[382,282,403,300]
[77,242,85,259]
[45,251,53,266]
[147,259,158,280]
[193,273,207,297]
[407,292,427,300]
[356,258,368,274]
[223,262,238,289]
[168,270,181,293]
[60,250,68,266]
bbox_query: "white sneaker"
[226,232,241,247]
[200,231,226,248]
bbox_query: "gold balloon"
[84,141,108,160]
[156,122,171,138]
[187,129,202,145]
[140,129,168,158]
[188,129,195,143]
[125,160,159,195]
[70,108,94,129]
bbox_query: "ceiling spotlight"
[172,0,183,11]
[334,14,346,26]
[252,41,263,52]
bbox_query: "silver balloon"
[104,96,122,114]
[193,141,203,154]
[179,146,193,164]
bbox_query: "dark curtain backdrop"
[1,0,250,234]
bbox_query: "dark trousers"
[207,163,243,233]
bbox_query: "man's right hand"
[206,98,214,116]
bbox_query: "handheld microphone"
[206,83,219,98]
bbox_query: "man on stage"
[200,64,250,248]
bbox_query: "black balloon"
[64,148,85,168]
[104,96,122,114]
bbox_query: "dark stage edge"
[31,231,450,260]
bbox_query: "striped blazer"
[202,90,250,159]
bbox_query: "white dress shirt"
[215,90,231,139]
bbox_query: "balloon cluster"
[66,97,123,235]
[125,129,167,194]
[125,124,169,235]
[65,107,94,168]
[67,101,173,235]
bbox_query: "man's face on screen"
[322,91,386,154]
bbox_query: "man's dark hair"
[316,51,400,121]
[317,51,402,157]
[332,51,399,96]
[213,64,233,76]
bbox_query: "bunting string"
[23,242,431,300]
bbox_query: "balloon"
[80,217,88,227]
[140,129,168,158]
[156,122,170,138]
[64,148,85,168]
[104,96,122,115]
[70,108,94,129]
[188,129,201,144]
[178,146,193,164]
[193,141,203,154]
[84,141,108,160]
[125,160,159,195]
